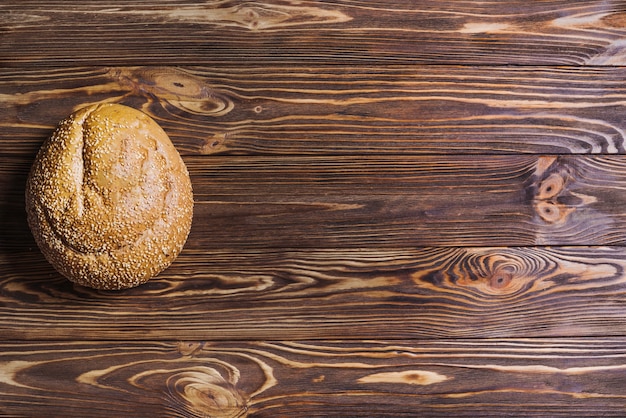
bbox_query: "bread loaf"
[25,104,193,290]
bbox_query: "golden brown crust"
[25,104,193,290]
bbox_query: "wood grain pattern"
[2,338,626,417]
[4,154,626,249]
[5,0,626,415]
[4,65,626,156]
[170,154,626,247]
[2,1,626,66]
[3,246,626,340]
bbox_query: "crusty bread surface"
[26,104,193,290]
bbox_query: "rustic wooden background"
[3,1,626,416]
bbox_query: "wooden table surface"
[3,1,626,416]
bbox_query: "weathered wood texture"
[4,1,626,416]
[2,339,626,417]
[3,65,626,156]
[3,247,626,340]
[4,154,626,250]
[2,1,626,66]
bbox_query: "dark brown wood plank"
[2,1,626,66]
[2,338,626,417]
[4,154,626,250]
[5,1,626,417]
[4,65,626,156]
[187,155,626,248]
[3,246,626,340]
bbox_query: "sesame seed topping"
[25,103,193,290]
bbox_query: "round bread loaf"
[25,104,193,290]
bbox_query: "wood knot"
[458,267,518,294]
[177,341,204,357]
[201,133,229,154]
[114,67,211,99]
[358,370,449,386]
[534,200,574,224]
[529,157,578,225]
[489,271,512,289]
[166,368,248,418]
[220,3,352,31]
[447,249,538,296]
[242,8,260,30]
[111,67,234,116]
[536,173,565,200]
